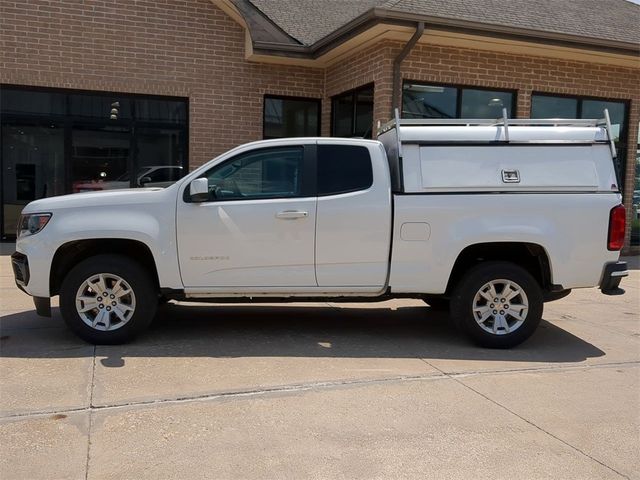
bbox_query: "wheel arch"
[50,239,160,296]
[444,242,554,296]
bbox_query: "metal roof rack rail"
[377,108,616,158]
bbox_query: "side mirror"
[139,176,152,186]
[189,178,209,202]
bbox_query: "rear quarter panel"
[390,193,622,293]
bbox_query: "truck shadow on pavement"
[0,303,605,367]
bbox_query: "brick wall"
[0,0,324,168]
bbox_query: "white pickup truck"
[12,112,628,348]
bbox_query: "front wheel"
[59,254,157,344]
[450,262,543,348]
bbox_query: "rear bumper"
[600,261,628,294]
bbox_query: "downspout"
[392,22,425,117]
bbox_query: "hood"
[22,188,167,214]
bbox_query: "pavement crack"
[84,345,97,480]
[0,372,447,420]
[419,357,631,479]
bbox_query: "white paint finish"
[418,145,610,192]
[314,141,392,287]
[389,193,622,293]
[400,222,431,241]
[176,197,317,288]
[18,186,183,297]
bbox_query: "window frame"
[185,145,316,203]
[262,94,321,140]
[401,80,518,119]
[330,83,375,139]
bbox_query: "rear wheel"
[450,261,543,348]
[60,254,157,344]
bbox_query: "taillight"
[607,204,626,251]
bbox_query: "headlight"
[17,213,52,238]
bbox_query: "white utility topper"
[12,109,627,348]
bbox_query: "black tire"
[59,254,157,344]
[450,261,543,348]
[424,296,450,311]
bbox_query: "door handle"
[276,210,308,219]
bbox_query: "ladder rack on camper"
[377,108,618,160]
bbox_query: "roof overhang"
[213,0,640,68]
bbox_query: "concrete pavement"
[1,252,639,479]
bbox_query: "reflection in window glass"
[530,95,578,118]
[403,83,457,118]
[461,89,513,118]
[205,147,304,200]
[332,93,354,137]
[581,100,626,142]
[0,88,66,116]
[263,97,320,139]
[402,83,514,119]
[136,99,187,122]
[1,124,65,235]
[69,94,132,120]
[331,85,374,138]
[354,88,374,137]
[70,126,130,192]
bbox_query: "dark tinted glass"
[69,93,132,120]
[531,95,578,118]
[354,88,374,138]
[581,100,626,141]
[263,97,320,138]
[1,88,66,116]
[135,98,187,122]
[403,83,457,118]
[461,89,513,118]
[332,93,354,137]
[318,145,372,195]
[331,86,374,138]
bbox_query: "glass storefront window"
[331,85,374,138]
[530,95,578,118]
[461,89,514,118]
[1,85,188,238]
[1,124,65,235]
[70,126,130,192]
[403,84,457,119]
[69,93,132,120]
[402,83,514,119]
[263,96,320,139]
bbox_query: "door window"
[202,147,305,201]
[317,145,373,195]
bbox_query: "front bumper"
[600,261,628,295]
[11,251,52,317]
[11,251,29,291]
